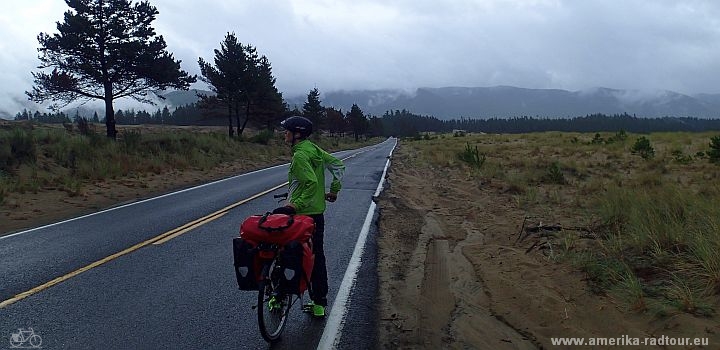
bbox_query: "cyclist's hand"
[272,206,296,215]
[325,192,337,202]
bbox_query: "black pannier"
[278,240,313,295]
[232,237,258,290]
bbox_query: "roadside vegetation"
[0,121,377,204]
[400,131,720,317]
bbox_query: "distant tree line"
[15,104,720,138]
[14,105,200,126]
[379,110,720,136]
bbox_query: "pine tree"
[325,107,346,135]
[198,32,244,137]
[253,56,285,131]
[303,88,325,129]
[347,104,368,141]
[26,0,196,139]
[161,106,171,124]
[199,33,283,137]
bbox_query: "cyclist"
[273,116,345,318]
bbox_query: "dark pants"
[309,214,328,306]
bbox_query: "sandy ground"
[376,142,720,349]
[4,136,720,349]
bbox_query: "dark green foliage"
[347,104,369,141]
[543,161,567,184]
[708,135,720,164]
[0,130,37,171]
[632,136,655,159]
[367,116,384,137]
[121,130,142,151]
[613,130,628,141]
[589,130,627,145]
[76,117,92,135]
[374,112,720,137]
[198,33,283,137]
[303,88,325,129]
[27,0,196,138]
[457,143,486,169]
[325,107,347,135]
[250,130,274,145]
[591,133,605,144]
[671,149,693,164]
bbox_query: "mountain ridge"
[288,86,720,119]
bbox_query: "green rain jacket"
[288,139,345,215]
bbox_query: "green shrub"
[250,130,274,145]
[9,129,37,165]
[671,149,693,164]
[631,136,655,159]
[76,117,93,135]
[543,161,567,185]
[0,173,7,205]
[121,130,142,151]
[708,135,720,164]
[613,130,628,142]
[0,142,11,172]
[591,133,605,145]
[457,142,485,169]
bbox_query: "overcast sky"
[2,0,720,116]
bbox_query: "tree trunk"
[240,99,250,137]
[235,100,241,137]
[227,102,234,138]
[104,84,116,139]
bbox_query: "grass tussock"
[583,184,720,315]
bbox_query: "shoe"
[302,301,326,318]
[268,296,281,311]
[312,304,325,318]
[302,301,314,313]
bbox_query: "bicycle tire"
[29,334,42,348]
[257,261,292,342]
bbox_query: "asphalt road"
[0,138,396,350]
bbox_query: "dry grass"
[401,130,720,315]
[0,121,378,200]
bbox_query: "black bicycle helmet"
[280,116,313,138]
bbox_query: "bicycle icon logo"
[9,328,42,348]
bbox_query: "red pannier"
[234,213,315,294]
[240,213,314,245]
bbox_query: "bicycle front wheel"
[257,262,292,342]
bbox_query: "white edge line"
[317,137,397,350]
[0,163,289,240]
[0,142,382,241]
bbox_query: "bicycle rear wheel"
[257,261,292,342]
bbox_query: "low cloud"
[3,0,720,118]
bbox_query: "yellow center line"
[1,148,367,309]
[152,212,227,245]
[0,182,288,310]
